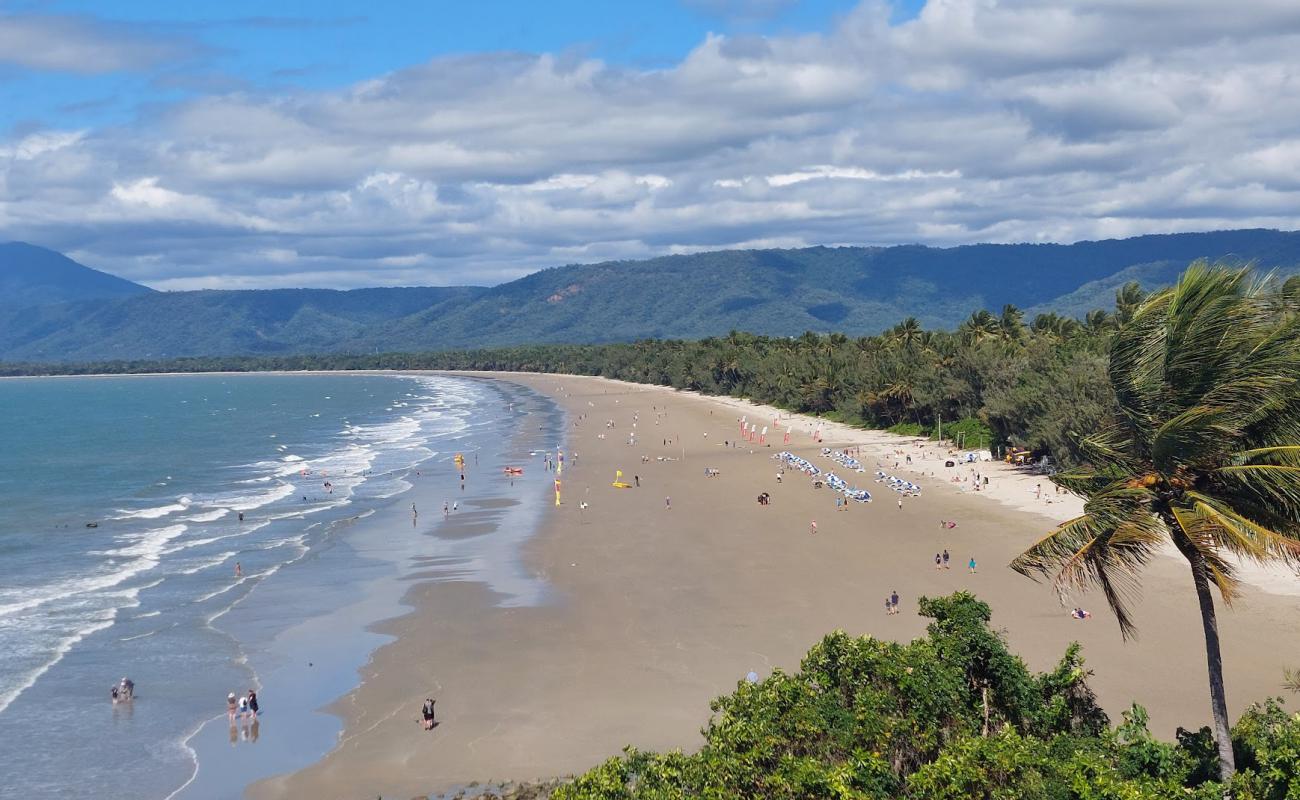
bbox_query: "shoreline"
[150,372,562,800]
[255,371,1300,800]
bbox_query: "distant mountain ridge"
[0,241,153,309]
[3,229,1300,362]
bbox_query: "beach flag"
[760,426,768,444]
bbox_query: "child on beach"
[968,557,977,573]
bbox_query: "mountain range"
[3,229,1300,363]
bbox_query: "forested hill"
[4,229,1300,362]
[0,241,153,309]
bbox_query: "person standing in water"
[247,689,259,719]
[234,562,242,578]
[227,693,238,721]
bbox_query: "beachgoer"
[234,562,242,578]
[237,511,244,522]
[897,498,903,510]
[121,677,133,699]
[227,692,238,721]
[942,549,950,569]
[443,502,449,517]
[111,684,119,702]
[237,693,250,718]
[634,475,640,487]
[452,501,458,512]
[421,698,437,730]
[884,597,892,615]
[1072,608,1092,620]
[934,553,942,570]
[968,557,977,574]
[809,520,817,535]
[665,496,671,510]
[248,690,259,718]
[890,590,900,614]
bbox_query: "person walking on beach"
[890,590,900,614]
[934,553,942,570]
[968,556,977,574]
[665,496,671,510]
[809,520,817,535]
[942,549,950,569]
[634,475,640,487]
[234,562,242,579]
[897,498,903,510]
[884,596,892,615]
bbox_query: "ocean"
[0,372,560,800]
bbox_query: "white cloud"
[3,1,1300,289]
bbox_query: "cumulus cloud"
[3,0,1300,288]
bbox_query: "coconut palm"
[1011,263,1300,781]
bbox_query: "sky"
[1,0,1298,290]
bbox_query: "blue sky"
[2,1,1298,290]
[4,0,919,132]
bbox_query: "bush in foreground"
[550,593,1298,800]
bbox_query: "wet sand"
[253,373,1300,800]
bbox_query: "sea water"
[0,373,557,800]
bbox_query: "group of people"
[226,689,260,721]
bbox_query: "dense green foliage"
[549,593,1298,799]
[5,229,1300,361]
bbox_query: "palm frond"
[1183,491,1300,567]
[1012,485,1164,638]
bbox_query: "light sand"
[252,373,1300,800]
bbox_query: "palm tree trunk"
[1177,539,1236,780]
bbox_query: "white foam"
[182,508,229,523]
[177,551,237,576]
[110,496,193,520]
[0,527,184,618]
[0,611,118,715]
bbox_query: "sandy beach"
[252,372,1300,800]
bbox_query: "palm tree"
[1011,263,1300,781]
[1114,281,1147,324]
[960,309,997,345]
[998,303,1025,342]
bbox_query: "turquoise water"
[0,373,554,800]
